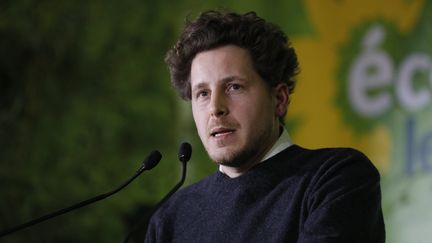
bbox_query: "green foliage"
[0,0,309,242]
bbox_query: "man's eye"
[228,84,242,91]
[197,91,209,98]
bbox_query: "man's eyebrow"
[191,82,208,92]
[221,75,247,83]
[192,75,248,91]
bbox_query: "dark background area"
[0,1,309,242]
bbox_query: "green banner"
[290,1,431,242]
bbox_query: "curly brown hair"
[165,10,299,100]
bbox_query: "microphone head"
[143,150,162,170]
[178,142,192,163]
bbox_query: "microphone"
[123,142,192,243]
[0,150,162,238]
[178,142,192,163]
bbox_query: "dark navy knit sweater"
[145,145,385,243]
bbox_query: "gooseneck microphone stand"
[0,150,162,238]
[123,142,192,243]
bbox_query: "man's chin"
[207,141,264,169]
[209,150,237,166]
[209,151,249,168]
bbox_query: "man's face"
[190,45,284,167]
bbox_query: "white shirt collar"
[261,128,292,162]
[219,127,292,173]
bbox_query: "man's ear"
[273,83,290,118]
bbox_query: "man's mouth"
[210,128,235,137]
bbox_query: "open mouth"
[210,128,235,137]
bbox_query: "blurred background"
[0,0,431,242]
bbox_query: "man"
[145,10,385,242]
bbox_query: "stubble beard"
[206,127,273,169]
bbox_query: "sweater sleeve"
[298,149,385,243]
[144,216,158,243]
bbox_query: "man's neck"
[219,127,292,178]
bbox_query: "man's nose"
[209,91,228,117]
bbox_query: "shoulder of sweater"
[281,145,381,181]
[292,146,383,214]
